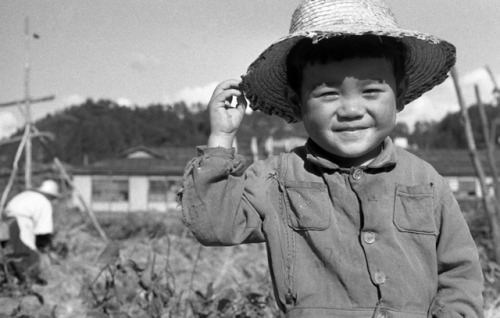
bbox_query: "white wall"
[129,176,148,211]
[72,174,182,212]
[72,175,92,210]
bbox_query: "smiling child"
[180,1,484,317]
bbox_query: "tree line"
[2,98,499,166]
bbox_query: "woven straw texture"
[241,0,456,123]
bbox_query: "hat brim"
[36,189,61,199]
[242,28,456,123]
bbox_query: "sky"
[1,0,499,139]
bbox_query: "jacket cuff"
[195,146,246,175]
[196,146,236,158]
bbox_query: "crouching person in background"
[2,179,60,285]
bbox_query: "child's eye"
[322,91,337,96]
[318,91,339,98]
[363,89,382,97]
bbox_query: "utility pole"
[0,16,54,189]
[24,17,33,189]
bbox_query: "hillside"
[2,99,307,166]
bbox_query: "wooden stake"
[53,157,108,242]
[451,67,500,261]
[475,85,500,199]
[0,95,55,108]
[24,17,33,189]
[31,125,108,242]
[0,125,31,216]
[485,65,498,90]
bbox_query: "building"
[71,145,196,213]
[409,148,500,199]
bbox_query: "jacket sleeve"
[179,146,272,246]
[430,176,484,318]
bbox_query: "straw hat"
[242,0,456,123]
[36,179,60,198]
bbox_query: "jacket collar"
[304,137,397,171]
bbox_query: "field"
[0,209,280,318]
[1,201,500,318]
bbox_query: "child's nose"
[337,98,365,119]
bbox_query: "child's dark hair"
[286,35,407,96]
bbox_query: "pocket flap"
[285,181,331,231]
[394,184,436,235]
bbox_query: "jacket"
[180,138,484,317]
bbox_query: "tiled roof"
[119,145,165,159]
[409,149,500,177]
[72,147,197,176]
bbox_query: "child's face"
[295,57,404,166]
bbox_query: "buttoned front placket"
[349,166,391,309]
[315,164,380,308]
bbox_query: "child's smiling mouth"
[332,126,371,140]
[334,126,369,133]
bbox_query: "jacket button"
[374,271,386,284]
[352,169,364,180]
[363,231,376,244]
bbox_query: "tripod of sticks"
[0,123,108,242]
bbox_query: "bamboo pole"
[0,95,55,108]
[475,85,500,199]
[492,118,500,150]
[485,65,500,148]
[485,65,498,90]
[52,157,108,242]
[0,125,31,217]
[24,17,33,189]
[451,67,500,261]
[0,132,54,147]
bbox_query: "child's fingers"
[236,94,247,110]
[213,89,244,107]
[211,79,245,108]
[211,79,242,99]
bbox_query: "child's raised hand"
[207,79,247,148]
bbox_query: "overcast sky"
[1,0,499,138]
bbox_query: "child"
[180,0,484,317]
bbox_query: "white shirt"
[5,190,54,250]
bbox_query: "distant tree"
[22,99,213,164]
[390,122,410,138]
[408,103,500,149]
[408,121,437,150]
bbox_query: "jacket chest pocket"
[394,184,437,235]
[284,181,331,231]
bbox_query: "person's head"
[36,179,60,201]
[283,35,407,165]
[242,0,456,130]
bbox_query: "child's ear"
[396,76,409,112]
[285,86,302,120]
